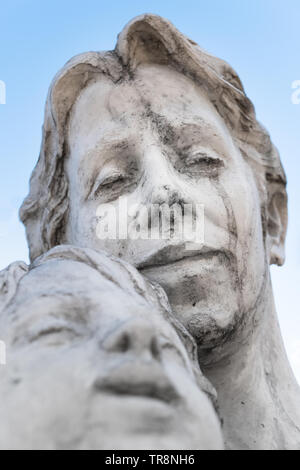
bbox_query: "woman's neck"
[202,278,300,450]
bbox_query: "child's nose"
[101,317,162,363]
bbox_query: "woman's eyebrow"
[172,121,224,142]
[163,120,229,159]
[81,135,134,174]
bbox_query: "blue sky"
[0,0,299,381]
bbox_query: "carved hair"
[19,14,287,261]
[0,261,28,313]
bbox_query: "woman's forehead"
[68,64,221,145]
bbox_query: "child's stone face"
[0,255,223,449]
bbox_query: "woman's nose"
[101,318,162,362]
[141,143,187,206]
[150,184,184,206]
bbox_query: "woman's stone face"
[65,64,266,356]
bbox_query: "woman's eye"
[92,172,125,197]
[177,149,224,176]
[186,152,223,168]
[89,162,139,201]
[188,152,219,163]
[99,173,124,187]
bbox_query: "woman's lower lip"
[139,251,219,271]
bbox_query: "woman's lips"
[138,243,227,270]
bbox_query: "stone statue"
[0,245,223,450]
[1,14,299,449]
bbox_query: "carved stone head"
[0,245,223,449]
[19,14,288,363]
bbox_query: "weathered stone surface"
[0,13,299,449]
